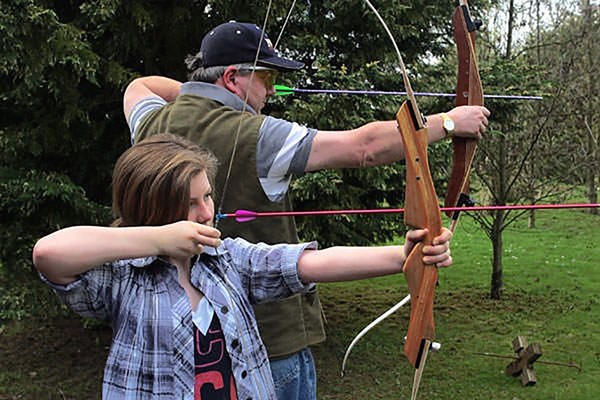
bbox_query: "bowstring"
[363,0,423,125]
[215,0,274,229]
[215,0,299,228]
[274,0,298,49]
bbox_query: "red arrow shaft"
[220,203,600,220]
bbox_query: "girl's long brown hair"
[111,133,218,227]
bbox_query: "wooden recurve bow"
[398,1,484,396]
[445,0,484,231]
[345,2,484,398]
[357,2,445,398]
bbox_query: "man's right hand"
[446,105,490,139]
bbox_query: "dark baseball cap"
[199,21,304,72]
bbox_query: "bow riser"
[396,100,443,368]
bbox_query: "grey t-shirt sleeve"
[256,115,317,202]
[127,96,168,143]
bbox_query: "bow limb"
[445,0,484,228]
[340,91,441,400]
[340,294,411,377]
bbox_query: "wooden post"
[506,336,543,386]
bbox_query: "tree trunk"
[490,123,508,298]
[487,0,518,298]
[583,0,598,215]
[506,0,515,59]
[586,128,598,215]
[528,202,536,228]
[528,0,541,228]
[491,209,505,300]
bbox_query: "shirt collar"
[112,256,159,268]
[180,82,258,115]
[202,243,227,257]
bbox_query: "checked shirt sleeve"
[223,237,318,304]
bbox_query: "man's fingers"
[432,228,452,245]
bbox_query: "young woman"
[33,134,453,400]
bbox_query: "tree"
[461,0,598,299]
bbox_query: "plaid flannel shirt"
[40,237,316,399]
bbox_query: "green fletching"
[274,84,294,96]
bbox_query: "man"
[123,21,489,400]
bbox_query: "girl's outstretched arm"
[297,228,453,283]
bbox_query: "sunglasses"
[238,68,279,88]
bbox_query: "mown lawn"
[0,208,598,399]
[312,208,599,399]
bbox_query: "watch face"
[444,118,454,131]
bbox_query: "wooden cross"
[506,335,543,386]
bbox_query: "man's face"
[231,67,278,113]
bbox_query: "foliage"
[0,2,110,317]
[522,6,599,192]
[0,167,110,269]
[0,166,111,320]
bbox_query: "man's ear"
[221,66,238,92]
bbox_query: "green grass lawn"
[0,208,598,399]
[312,209,599,399]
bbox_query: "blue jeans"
[270,348,316,400]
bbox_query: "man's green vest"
[136,93,325,358]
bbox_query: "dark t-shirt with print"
[193,313,237,400]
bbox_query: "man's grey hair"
[185,51,255,83]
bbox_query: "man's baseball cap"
[199,21,304,71]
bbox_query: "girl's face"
[187,171,214,227]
